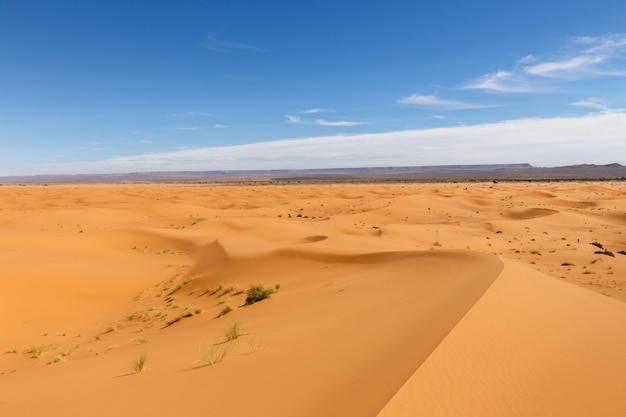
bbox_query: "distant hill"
[1,163,625,184]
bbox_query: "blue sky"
[1,0,625,175]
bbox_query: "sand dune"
[1,182,625,416]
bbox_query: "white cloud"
[286,115,367,126]
[300,108,333,114]
[285,115,303,124]
[398,94,491,109]
[214,124,229,129]
[464,33,626,92]
[313,119,370,126]
[571,97,610,112]
[464,70,547,93]
[524,55,607,78]
[24,112,626,175]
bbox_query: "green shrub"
[245,285,274,305]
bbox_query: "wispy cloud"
[313,119,370,126]
[285,115,368,126]
[463,70,545,93]
[285,115,303,124]
[299,108,333,114]
[170,124,228,131]
[398,94,491,109]
[571,97,609,111]
[464,34,626,92]
[570,97,621,113]
[204,34,264,52]
[26,112,625,176]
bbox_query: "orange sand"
[1,182,625,416]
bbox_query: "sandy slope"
[0,182,625,416]
[377,259,626,417]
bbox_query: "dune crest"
[376,259,626,417]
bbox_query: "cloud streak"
[25,112,626,175]
[285,115,368,126]
[313,119,370,126]
[398,94,491,109]
[464,34,626,92]
[299,108,334,114]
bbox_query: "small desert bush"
[132,352,147,373]
[224,321,242,342]
[245,285,274,305]
[23,345,46,359]
[165,306,203,327]
[199,343,230,366]
[217,304,233,318]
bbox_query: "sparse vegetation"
[198,343,230,366]
[23,345,46,359]
[245,285,274,305]
[224,321,242,342]
[132,352,147,373]
[128,336,150,345]
[595,249,615,257]
[217,304,233,318]
[165,306,203,327]
[591,241,604,250]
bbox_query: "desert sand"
[1,181,625,416]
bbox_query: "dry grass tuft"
[132,352,147,373]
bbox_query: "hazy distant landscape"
[2,163,625,184]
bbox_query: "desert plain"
[1,181,625,416]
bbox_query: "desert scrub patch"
[198,342,230,366]
[595,249,615,257]
[128,336,150,345]
[224,321,242,342]
[23,345,47,359]
[166,275,195,296]
[217,304,234,318]
[132,352,147,373]
[245,285,275,305]
[165,306,203,327]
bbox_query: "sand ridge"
[1,182,625,416]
